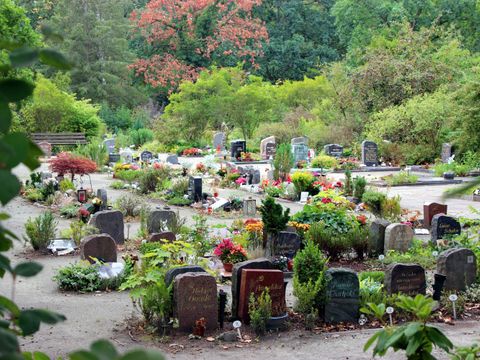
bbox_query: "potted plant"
[213,238,247,272]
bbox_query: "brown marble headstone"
[238,269,286,323]
[173,272,218,333]
[437,248,477,291]
[148,231,176,243]
[385,263,426,296]
[80,233,117,264]
[423,202,447,228]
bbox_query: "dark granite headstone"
[384,263,426,295]
[437,248,477,291]
[238,269,286,322]
[140,151,153,162]
[188,176,203,202]
[165,265,206,286]
[81,233,117,263]
[230,140,246,160]
[108,153,120,163]
[324,268,359,323]
[369,219,391,255]
[274,231,301,259]
[431,214,461,243]
[384,223,413,253]
[147,210,176,234]
[423,202,447,229]
[88,210,124,244]
[96,188,108,211]
[361,140,378,166]
[173,272,218,332]
[148,231,176,243]
[231,258,274,319]
[324,144,344,158]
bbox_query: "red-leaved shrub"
[49,152,97,180]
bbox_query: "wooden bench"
[31,132,87,145]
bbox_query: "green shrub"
[259,196,290,235]
[24,187,44,202]
[433,162,471,176]
[59,179,76,192]
[59,204,80,218]
[362,190,387,215]
[353,176,367,199]
[130,128,154,147]
[293,240,328,313]
[359,271,385,283]
[306,221,349,260]
[291,171,315,194]
[384,171,418,186]
[380,195,402,222]
[40,181,56,199]
[114,169,142,183]
[139,169,166,194]
[54,262,102,292]
[311,154,338,169]
[171,177,189,196]
[110,180,125,189]
[359,277,386,308]
[74,137,108,167]
[115,194,144,217]
[265,184,285,197]
[248,289,272,336]
[24,212,58,250]
[273,143,294,181]
[350,224,370,260]
[167,196,193,206]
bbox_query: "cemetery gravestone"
[213,132,226,151]
[166,154,179,164]
[442,143,452,163]
[140,150,153,163]
[230,140,247,160]
[274,231,301,259]
[324,268,359,323]
[243,198,256,217]
[38,141,52,157]
[431,214,461,243]
[369,219,391,255]
[81,233,117,263]
[165,265,206,286]
[108,153,120,163]
[423,202,447,229]
[173,272,218,332]
[361,140,378,166]
[437,248,477,291]
[324,144,344,158]
[291,136,308,146]
[148,231,176,243]
[120,148,133,163]
[88,210,124,244]
[103,139,115,154]
[147,210,176,234]
[260,136,276,160]
[231,258,274,319]
[238,269,286,322]
[292,143,309,164]
[384,263,426,295]
[188,176,203,202]
[384,223,413,253]
[96,189,108,211]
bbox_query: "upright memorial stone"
[441,143,452,163]
[148,231,176,243]
[120,148,133,163]
[384,263,426,295]
[230,140,247,160]
[324,268,359,323]
[103,139,115,154]
[213,132,226,151]
[324,144,344,158]
[431,214,461,244]
[188,176,203,202]
[96,189,108,211]
[140,150,153,163]
[237,269,286,322]
[291,137,308,165]
[38,141,52,157]
[81,234,117,263]
[369,219,391,255]
[231,258,274,319]
[260,136,276,160]
[147,210,176,233]
[384,223,413,253]
[88,210,124,244]
[173,272,218,332]
[165,265,206,286]
[274,231,301,259]
[437,248,477,291]
[361,140,378,166]
[423,202,448,229]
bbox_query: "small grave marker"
[431,214,461,244]
[274,231,301,259]
[88,210,124,244]
[324,144,344,158]
[81,233,117,263]
[384,263,426,295]
[423,202,447,229]
[369,219,390,255]
[361,140,378,166]
[147,210,176,234]
[384,223,413,253]
[324,268,360,323]
[437,248,477,291]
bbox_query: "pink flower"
[235,178,247,185]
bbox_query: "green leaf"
[0,80,34,103]
[23,141,42,171]
[0,133,30,169]
[426,326,453,352]
[9,48,39,68]
[89,340,118,360]
[121,349,166,360]
[14,262,43,278]
[0,327,20,353]
[364,331,381,351]
[0,102,12,133]
[0,253,12,274]
[0,170,21,206]
[39,49,73,70]
[22,351,50,360]
[405,331,423,356]
[68,350,98,360]
[0,213,10,221]
[18,309,66,336]
[0,295,20,316]
[404,322,422,337]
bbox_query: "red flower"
[321,198,332,204]
[356,214,367,225]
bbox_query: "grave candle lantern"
[77,188,87,203]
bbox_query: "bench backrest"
[31,132,87,145]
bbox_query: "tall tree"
[49,0,146,107]
[254,0,340,82]
[130,0,268,94]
